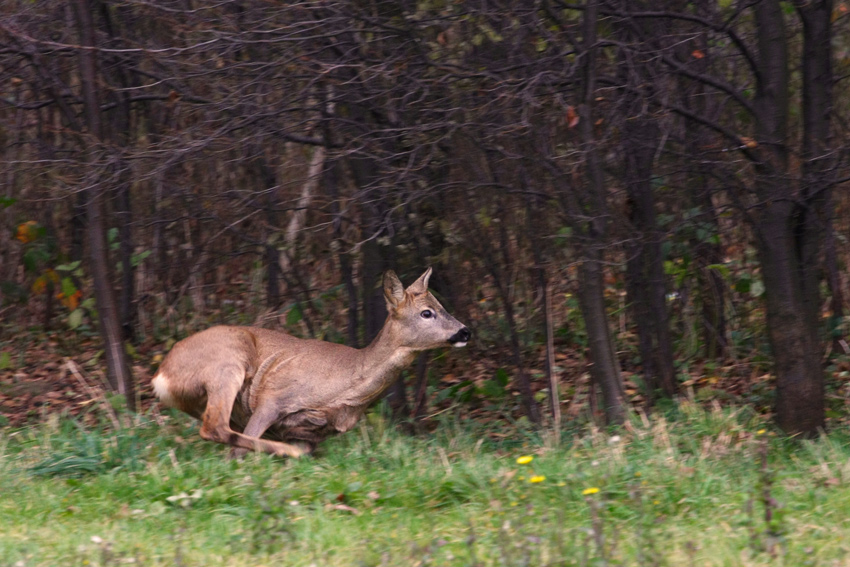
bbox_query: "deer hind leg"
[228,403,314,460]
[198,365,307,459]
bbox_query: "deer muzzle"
[448,327,471,347]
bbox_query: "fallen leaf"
[565,106,579,128]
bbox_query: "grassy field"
[2,403,850,566]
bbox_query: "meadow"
[2,403,850,566]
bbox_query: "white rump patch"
[151,373,176,407]
[453,342,467,348]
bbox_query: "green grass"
[2,403,850,566]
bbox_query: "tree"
[75,0,134,409]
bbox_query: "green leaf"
[0,280,27,303]
[480,380,505,399]
[68,309,84,329]
[61,277,77,299]
[55,261,82,272]
[706,263,730,278]
[23,247,49,273]
[108,227,119,251]
[107,393,125,411]
[0,351,11,370]
[494,367,509,387]
[286,304,303,326]
[0,196,17,209]
[131,250,152,267]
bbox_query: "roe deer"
[152,268,470,458]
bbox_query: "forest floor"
[0,328,161,427]
[3,323,850,431]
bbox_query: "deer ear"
[383,270,405,309]
[406,267,432,296]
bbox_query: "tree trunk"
[756,207,823,435]
[578,249,626,424]
[70,191,87,265]
[353,156,407,418]
[525,187,560,430]
[622,114,677,399]
[797,0,836,352]
[752,0,823,435]
[327,161,359,347]
[116,180,135,341]
[74,0,135,410]
[101,3,137,343]
[690,183,727,360]
[571,0,626,424]
[255,154,281,309]
[684,7,727,360]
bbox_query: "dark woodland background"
[1,0,848,437]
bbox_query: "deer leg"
[228,403,314,460]
[198,366,306,459]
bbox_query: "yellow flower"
[757,429,766,435]
[634,472,641,477]
[582,487,600,496]
[529,475,546,483]
[516,455,534,465]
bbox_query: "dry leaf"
[740,137,758,149]
[565,106,579,128]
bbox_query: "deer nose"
[448,327,471,345]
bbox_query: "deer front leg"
[198,367,307,459]
[227,403,313,460]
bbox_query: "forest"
[2,0,847,434]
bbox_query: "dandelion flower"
[516,455,534,465]
[582,487,600,496]
[529,475,546,483]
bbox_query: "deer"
[151,268,470,458]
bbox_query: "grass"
[2,403,850,566]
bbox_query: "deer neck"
[353,319,416,404]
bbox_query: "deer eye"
[420,309,434,319]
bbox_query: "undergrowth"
[2,404,850,566]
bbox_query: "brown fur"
[152,269,469,458]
